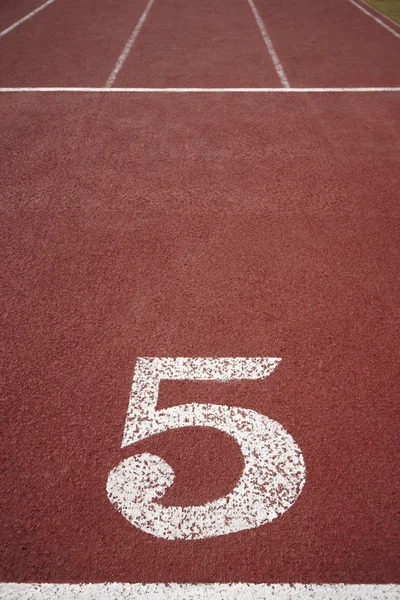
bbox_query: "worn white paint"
[246,0,290,88]
[105,0,156,87]
[0,584,399,599]
[345,0,400,39]
[0,87,399,92]
[0,0,58,39]
[107,357,306,540]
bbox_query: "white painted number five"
[107,357,306,540]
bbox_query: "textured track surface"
[0,0,399,591]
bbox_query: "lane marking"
[108,357,305,540]
[0,87,399,92]
[355,0,400,32]
[105,0,156,88]
[345,0,400,39]
[0,0,58,39]
[246,0,290,88]
[0,583,399,598]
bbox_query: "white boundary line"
[345,0,400,39]
[0,583,399,599]
[246,0,290,88]
[0,87,399,93]
[0,0,58,39]
[355,0,400,32]
[105,0,156,88]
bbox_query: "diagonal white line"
[0,87,399,93]
[346,0,400,39]
[0,0,58,39]
[105,0,156,88]
[246,0,290,88]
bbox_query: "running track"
[0,0,399,597]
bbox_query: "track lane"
[0,0,150,87]
[1,0,399,89]
[253,0,400,87]
[113,0,283,88]
[1,91,399,583]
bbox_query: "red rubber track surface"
[0,0,150,87]
[114,0,281,87]
[255,0,400,87]
[0,0,399,87]
[1,0,400,588]
[0,0,43,31]
[1,92,399,583]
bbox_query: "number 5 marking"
[107,357,306,540]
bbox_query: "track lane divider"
[0,0,58,39]
[0,583,399,598]
[246,0,290,88]
[0,87,399,93]
[105,0,156,88]
[345,0,400,39]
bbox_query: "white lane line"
[246,0,290,88]
[355,0,400,32]
[0,0,58,39]
[105,0,156,88]
[0,583,399,598]
[0,87,399,92]
[346,0,400,39]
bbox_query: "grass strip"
[363,0,400,24]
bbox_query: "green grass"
[363,0,400,24]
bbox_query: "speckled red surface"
[0,0,399,587]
